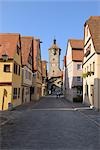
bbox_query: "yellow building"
[83,16,100,110]
[0,33,22,110]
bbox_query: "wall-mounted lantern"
[2,52,8,61]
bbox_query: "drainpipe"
[98,79,99,111]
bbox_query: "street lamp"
[2,53,8,61]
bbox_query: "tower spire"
[53,36,56,44]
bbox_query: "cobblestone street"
[0,96,100,150]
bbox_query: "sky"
[0,0,100,69]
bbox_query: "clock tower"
[48,39,62,94]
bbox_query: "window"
[93,62,95,72]
[4,65,10,72]
[31,87,34,94]
[37,72,39,79]
[85,84,88,96]
[13,88,17,99]
[86,85,88,96]
[28,55,32,65]
[26,88,29,95]
[87,66,88,72]
[14,63,16,74]
[26,70,29,79]
[14,63,18,74]
[77,76,81,82]
[90,64,91,72]
[77,64,81,70]
[29,72,31,80]
[85,44,91,57]
[18,65,20,75]
[33,72,36,78]
[18,88,20,98]
[16,64,18,74]
[85,68,86,73]
[53,70,55,75]
[77,89,82,95]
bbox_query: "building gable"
[85,16,100,53]
[21,36,33,68]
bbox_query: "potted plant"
[82,72,87,78]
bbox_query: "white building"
[64,39,83,102]
[83,16,100,110]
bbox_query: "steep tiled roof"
[33,38,38,71]
[41,60,47,77]
[0,33,20,58]
[33,38,41,71]
[85,16,100,53]
[21,36,33,65]
[69,39,84,49]
[69,39,84,61]
[72,50,84,61]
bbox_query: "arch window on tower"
[53,70,55,75]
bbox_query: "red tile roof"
[68,39,84,61]
[33,38,41,71]
[85,16,100,53]
[21,36,33,65]
[69,39,84,49]
[0,33,21,59]
[72,50,84,61]
[41,60,47,77]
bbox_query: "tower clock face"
[52,49,56,55]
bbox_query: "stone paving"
[0,96,100,150]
